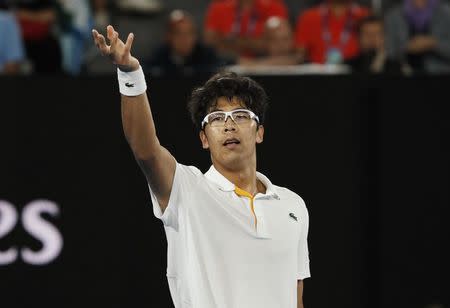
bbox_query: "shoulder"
[176,162,204,178]
[295,7,321,25]
[353,4,370,18]
[299,7,321,19]
[273,185,308,211]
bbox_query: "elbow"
[134,150,156,162]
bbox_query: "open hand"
[92,25,140,72]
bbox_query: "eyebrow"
[210,107,247,112]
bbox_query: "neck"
[213,156,265,196]
[329,2,350,16]
[240,0,254,10]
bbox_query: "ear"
[256,125,264,144]
[199,130,209,149]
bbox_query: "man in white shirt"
[92,25,310,308]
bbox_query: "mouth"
[223,138,241,148]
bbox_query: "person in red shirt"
[204,0,288,58]
[14,0,62,73]
[294,0,369,64]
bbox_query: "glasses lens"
[207,112,226,127]
[232,110,252,124]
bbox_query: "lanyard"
[320,4,357,50]
[230,6,258,37]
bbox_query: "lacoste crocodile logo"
[125,82,135,88]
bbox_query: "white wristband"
[117,65,147,96]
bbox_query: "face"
[265,21,294,57]
[239,0,255,6]
[359,22,384,52]
[412,0,428,9]
[199,97,264,171]
[168,19,197,57]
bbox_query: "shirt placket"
[234,187,271,239]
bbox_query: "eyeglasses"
[201,109,259,129]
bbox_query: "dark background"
[0,75,449,308]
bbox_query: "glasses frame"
[201,109,260,129]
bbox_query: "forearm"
[297,280,304,308]
[2,62,21,74]
[93,26,176,209]
[297,294,304,308]
[121,92,160,160]
[254,54,303,66]
[235,37,264,54]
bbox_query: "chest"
[182,188,302,261]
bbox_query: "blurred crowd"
[1,0,450,76]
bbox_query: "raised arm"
[92,25,176,212]
[297,280,304,308]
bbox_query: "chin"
[211,146,253,169]
[221,155,249,170]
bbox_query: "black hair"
[187,71,269,130]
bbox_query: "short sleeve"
[297,197,311,280]
[148,163,202,231]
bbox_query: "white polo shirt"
[149,163,310,308]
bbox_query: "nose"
[223,115,237,132]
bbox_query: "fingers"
[105,25,122,54]
[92,25,135,61]
[92,29,100,44]
[92,28,110,55]
[124,33,134,53]
[106,25,115,42]
[97,33,110,55]
[110,30,119,53]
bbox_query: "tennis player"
[92,25,310,308]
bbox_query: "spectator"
[239,16,303,66]
[294,0,369,64]
[14,0,62,73]
[91,0,111,30]
[204,0,288,58]
[145,10,227,76]
[59,0,93,75]
[385,0,450,74]
[346,15,404,74]
[0,1,25,74]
